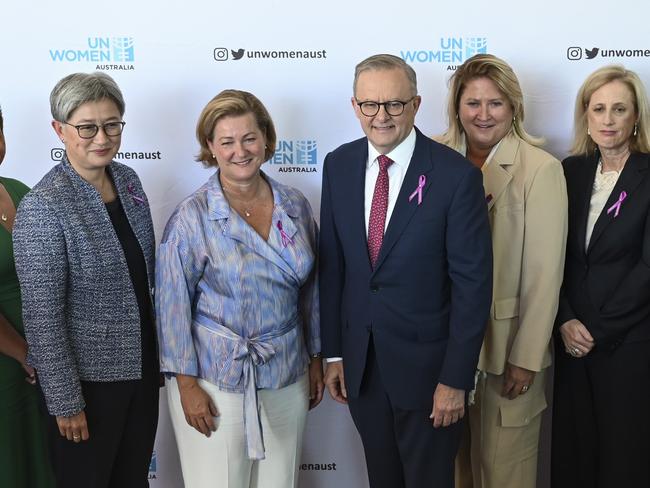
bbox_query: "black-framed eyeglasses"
[64,121,126,139]
[355,97,416,117]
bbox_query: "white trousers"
[167,374,309,488]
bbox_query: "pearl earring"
[212,154,216,159]
[634,123,638,137]
[587,127,591,136]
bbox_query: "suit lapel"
[587,152,649,253]
[347,142,373,273]
[571,154,599,256]
[373,130,433,272]
[483,135,517,210]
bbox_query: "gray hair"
[50,72,125,122]
[353,54,418,97]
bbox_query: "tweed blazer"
[13,155,155,417]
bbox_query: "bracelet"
[310,352,322,359]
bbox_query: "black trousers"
[348,340,463,488]
[43,375,159,488]
[551,338,650,488]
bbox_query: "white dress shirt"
[364,128,417,234]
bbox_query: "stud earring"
[212,154,216,159]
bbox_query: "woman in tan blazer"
[437,54,568,488]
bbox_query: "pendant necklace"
[223,184,264,218]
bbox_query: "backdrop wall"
[2,1,648,486]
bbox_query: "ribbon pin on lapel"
[127,183,147,205]
[277,220,294,247]
[607,191,627,218]
[408,175,426,205]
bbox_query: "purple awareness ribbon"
[277,220,294,247]
[408,175,426,205]
[606,191,627,218]
[127,183,146,205]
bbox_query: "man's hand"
[430,383,465,428]
[324,360,348,404]
[501,363,536,399]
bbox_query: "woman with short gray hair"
[13,72,159,487]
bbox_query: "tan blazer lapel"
[483,134,519,210]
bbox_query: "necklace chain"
[0,189,9,222]
[222,182,266,218]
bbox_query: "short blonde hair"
[196,89,277,167]
[437,54,543,151]
[570,65,650,156]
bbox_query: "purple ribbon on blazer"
[607,191,627,218]
[408,175,426,205]
[127,183,147,205]
[193,313,299,460]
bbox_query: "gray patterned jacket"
[13,155,155,417]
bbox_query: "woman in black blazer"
[552,65,650,487]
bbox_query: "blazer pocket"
[493,297,520,320]
[500,393,547,428]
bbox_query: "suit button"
[370,284,379,293]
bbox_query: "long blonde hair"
[437,54,543,152]
[570,65,650,156]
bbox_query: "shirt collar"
[459,133,503,168]
[367,127,416,169]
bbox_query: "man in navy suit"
[319,54,492,488]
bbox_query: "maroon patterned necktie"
[368,155,394,268]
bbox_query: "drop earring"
[587,127,591,136]
[634,123,638,137]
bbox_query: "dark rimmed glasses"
[64,121,126,139]
[355,96,416,117]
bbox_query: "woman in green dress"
[0,107,54,487]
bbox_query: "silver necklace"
[222,184,265,218]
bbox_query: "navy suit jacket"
[319,128,492,409]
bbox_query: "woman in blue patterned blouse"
[156,89,323,488]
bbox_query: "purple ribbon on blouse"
[277,220,294,247]
[607,191,627,218]
[408,175,426,205]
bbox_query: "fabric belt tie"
[193,313,299,460]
